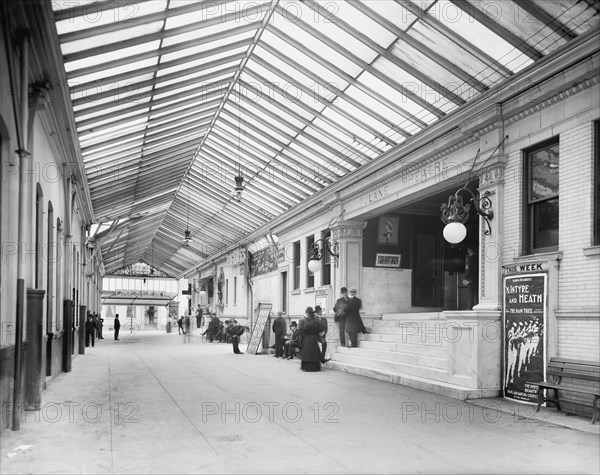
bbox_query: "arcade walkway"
[1,331,598,475]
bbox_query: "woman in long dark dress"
[299,307,321,372]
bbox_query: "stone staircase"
[328,312,500,400]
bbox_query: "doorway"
[411,217,444,308]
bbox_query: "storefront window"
[293,241,300,290]
[306,235,315,288]
[525,139,559,254]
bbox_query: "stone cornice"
[504,69,599,126]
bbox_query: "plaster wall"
[362,267,412,314]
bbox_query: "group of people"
[271,307,329,370]
[270,287,368,373]
[85,312,120,347]
[180,286,368,369]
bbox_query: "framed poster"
[378,215,399,245]
[502,273,547,403]
[375,253,401,267]
[246,303,273,355]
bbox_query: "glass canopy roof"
[50,0,599,277]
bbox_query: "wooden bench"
[530,357,600,424]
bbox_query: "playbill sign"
[502,273,547,403]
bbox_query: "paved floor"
[1,330,599,475]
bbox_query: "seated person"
[283,321,299,360]
[202,315,221,342]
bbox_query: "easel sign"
[246,303,273,355]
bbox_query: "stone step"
[382,312,444,321]
[361,332,448,347]
[370,324,450,335]
[327,360,499,401]
[374,319,451,328]
[332,351,446,380]
[336,346,446,369]
[358,339,447,357]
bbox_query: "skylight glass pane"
[243,61,319,111]
[152,74,234,100]
[239,71,315,122]
[255,38,348,90]
[390,42,479,103]
[267,18,366,74]
[321,108,377,146]
[344,86,421,135]
[540,0,599,35]
[432,1,533,72]
[70,71,157,98]
[328,1,396,48]
[55,1,167,35]
[239,101,299,138]
[276,1,383,60]
[293,136,342,175]
[162,19,252,48]
[80,120,149,145]
[156,49,245,77]
[60,22,164,55]
[158,61,240,88]
[487,1,562,54]
[72,86,155,112]
[372,58,456,115]
[334,98,394,137]
[150,102,218,122]
[64,41,162,73]
[161,35,251,61]
[362,0,416,31]
[76,102,151,126]
[303,128,359,165]
[409,22,505,87]
[69,57,160,85]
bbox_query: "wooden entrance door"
[411,219,443,308]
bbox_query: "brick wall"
[558,123,599,311]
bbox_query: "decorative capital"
[477,155,507,188]
[331,220,367,240]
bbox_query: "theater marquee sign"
[502,264,548,404]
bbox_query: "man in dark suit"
[333,287,348,347]
[315,306,329,363]
[85,314,96,347]
[272,311,287,358]
[114,314,121,341]
[227,321,248,354]
[344,288,369,348]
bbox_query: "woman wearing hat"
[344,288,369,348]
[299,307,322,371]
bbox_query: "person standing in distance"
[114,314,121,341]
[333,287,348,347]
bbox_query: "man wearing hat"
[344,288,369,348]
[272,311,287,358]
[333,287,349,347]
[284,321,299,359]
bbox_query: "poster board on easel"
[246,303,272,355]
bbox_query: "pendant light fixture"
[183,173,192,245]
[234,96,244,202]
